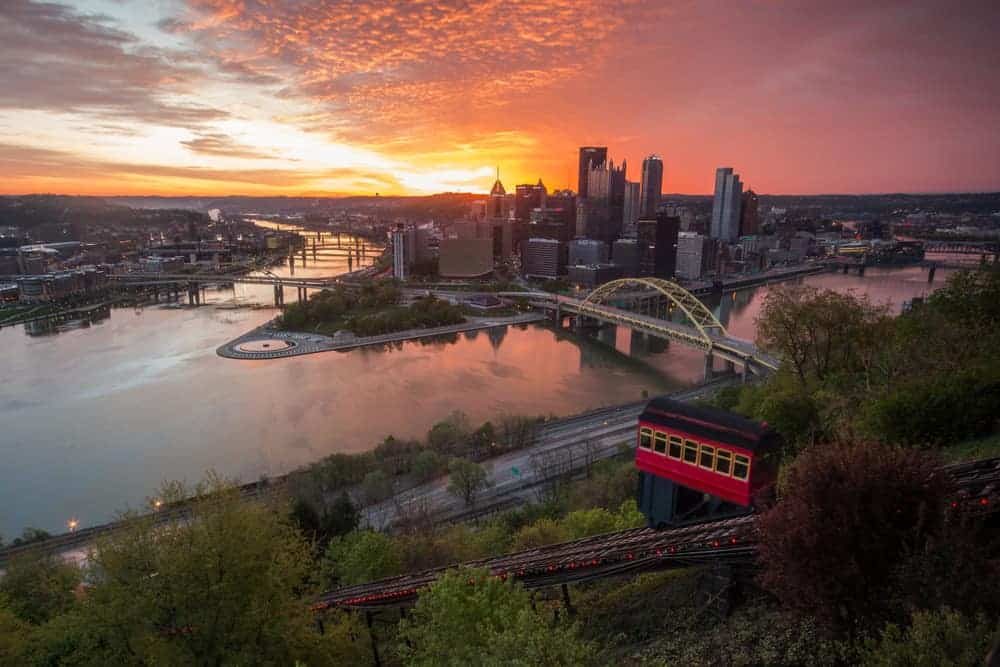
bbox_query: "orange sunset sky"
[1,0,998,197]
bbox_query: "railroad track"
[318,455,1000,610]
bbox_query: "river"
[0,242,956,538]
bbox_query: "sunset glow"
[2,0,998,196]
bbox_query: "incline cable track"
[316,456,999,611]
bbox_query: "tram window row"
[638,427,751,481]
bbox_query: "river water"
[0,239,956,538]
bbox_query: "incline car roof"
[641,396,773,450]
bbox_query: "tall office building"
[623,181,641,236]
[522,238,563,279]
[583,158,626,243]
[710,167,743,243]
[577,146,607,198]
[568,239,609,266]
[514,179,547,220]
[676,232,715,280]
[637,213,680,279]
[391,224,408,280]
[739,189,759,237]
[640,155,663,218]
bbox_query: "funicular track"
[316,456,1000,611]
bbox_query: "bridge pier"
[928,265,936,283]
[704,352,714,381]
[725,359,735,375]
[273,284,284,306]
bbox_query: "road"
[361,377,737,530]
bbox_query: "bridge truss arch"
[581,278,728,348]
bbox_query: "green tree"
[862,608,996,667]
[322,530,401,586]
[412,450,446,482]
[321,491,360,539]
[0,552,80,624]
[36,474,346,665]
[361,469,393,504]
[447,458,492,507]
[397,568,593,666]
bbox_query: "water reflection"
[0,260,962,536]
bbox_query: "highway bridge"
[528,278,780,378]
[317,456,1000,611]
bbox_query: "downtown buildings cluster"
[392,147,765,289]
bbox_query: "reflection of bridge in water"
[524,278,780,379]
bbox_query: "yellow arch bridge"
[525,278,780,378]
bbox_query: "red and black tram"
[636,397,780,528]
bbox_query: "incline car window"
[699,445,715,470]
[668,436,682,459]
[733,454,750,481]
[715,450,732,476]
[683,440,698,464]
[654,432,667,454]
[639,428,652,449]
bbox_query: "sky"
[1,0,998,197]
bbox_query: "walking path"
[217,312,547,360]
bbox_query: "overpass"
[528,278,780,379]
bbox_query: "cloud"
[180,133,277,159]
[172,0,656,147]
[0,0,227,128]
[0,143,403,193]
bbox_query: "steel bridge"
[533,278,780,377]
[316,456,999,611]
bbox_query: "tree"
[322,530,401,586]
[756,443,951,632]
[361,470,393,505]
[0,551,81,624]
[861,608,996,667]
[397,568,593,666]
[447,458,492,507]
[412,450,446,482]
[755,285,890,389]
[321,491,360,539]
[427,411,471,457]
[39,474,347,665]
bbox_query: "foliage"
[361,469,393,504]
[643,604,855,667]
[756,443,951,631]
[861,608,997,667]
[863,363,1000,446]
[0,552,80,624]
[446,458,492,507]
[411,449,446,482]
[17,474,353,666]
[8,528,52,548]
[755,284,891,389]
[322,530,401,586]
[396,568,594,666]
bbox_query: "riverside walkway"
[217,312,547,360]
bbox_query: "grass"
[942,432,1000,463]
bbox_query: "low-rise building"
[567,263,621,289]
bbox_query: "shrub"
[756,443,951,631]
[323,531,401,586]
[862,608,996,667]
[397,568,593,666]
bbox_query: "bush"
[756,443,951,631]
[396,568,593,666]
[862,608,996,667]
[0,552,80,624]
[323,531,401,586]
[864,365,1000,446]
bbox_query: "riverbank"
[217,311,548,360]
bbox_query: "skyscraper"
[577,146,607,198]
[640,155,663,218]
[710,167,743,243]
[739,189,759,237]
[514,179,547,221]
[623,181,641,236]
[637,213,680,279]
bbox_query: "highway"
[361,377,738,531]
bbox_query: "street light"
[67,518,79,532]
[153,499,163,511]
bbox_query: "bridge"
[110,270,366,305]
[530,278,780,379]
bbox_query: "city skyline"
[1,1,999,197]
